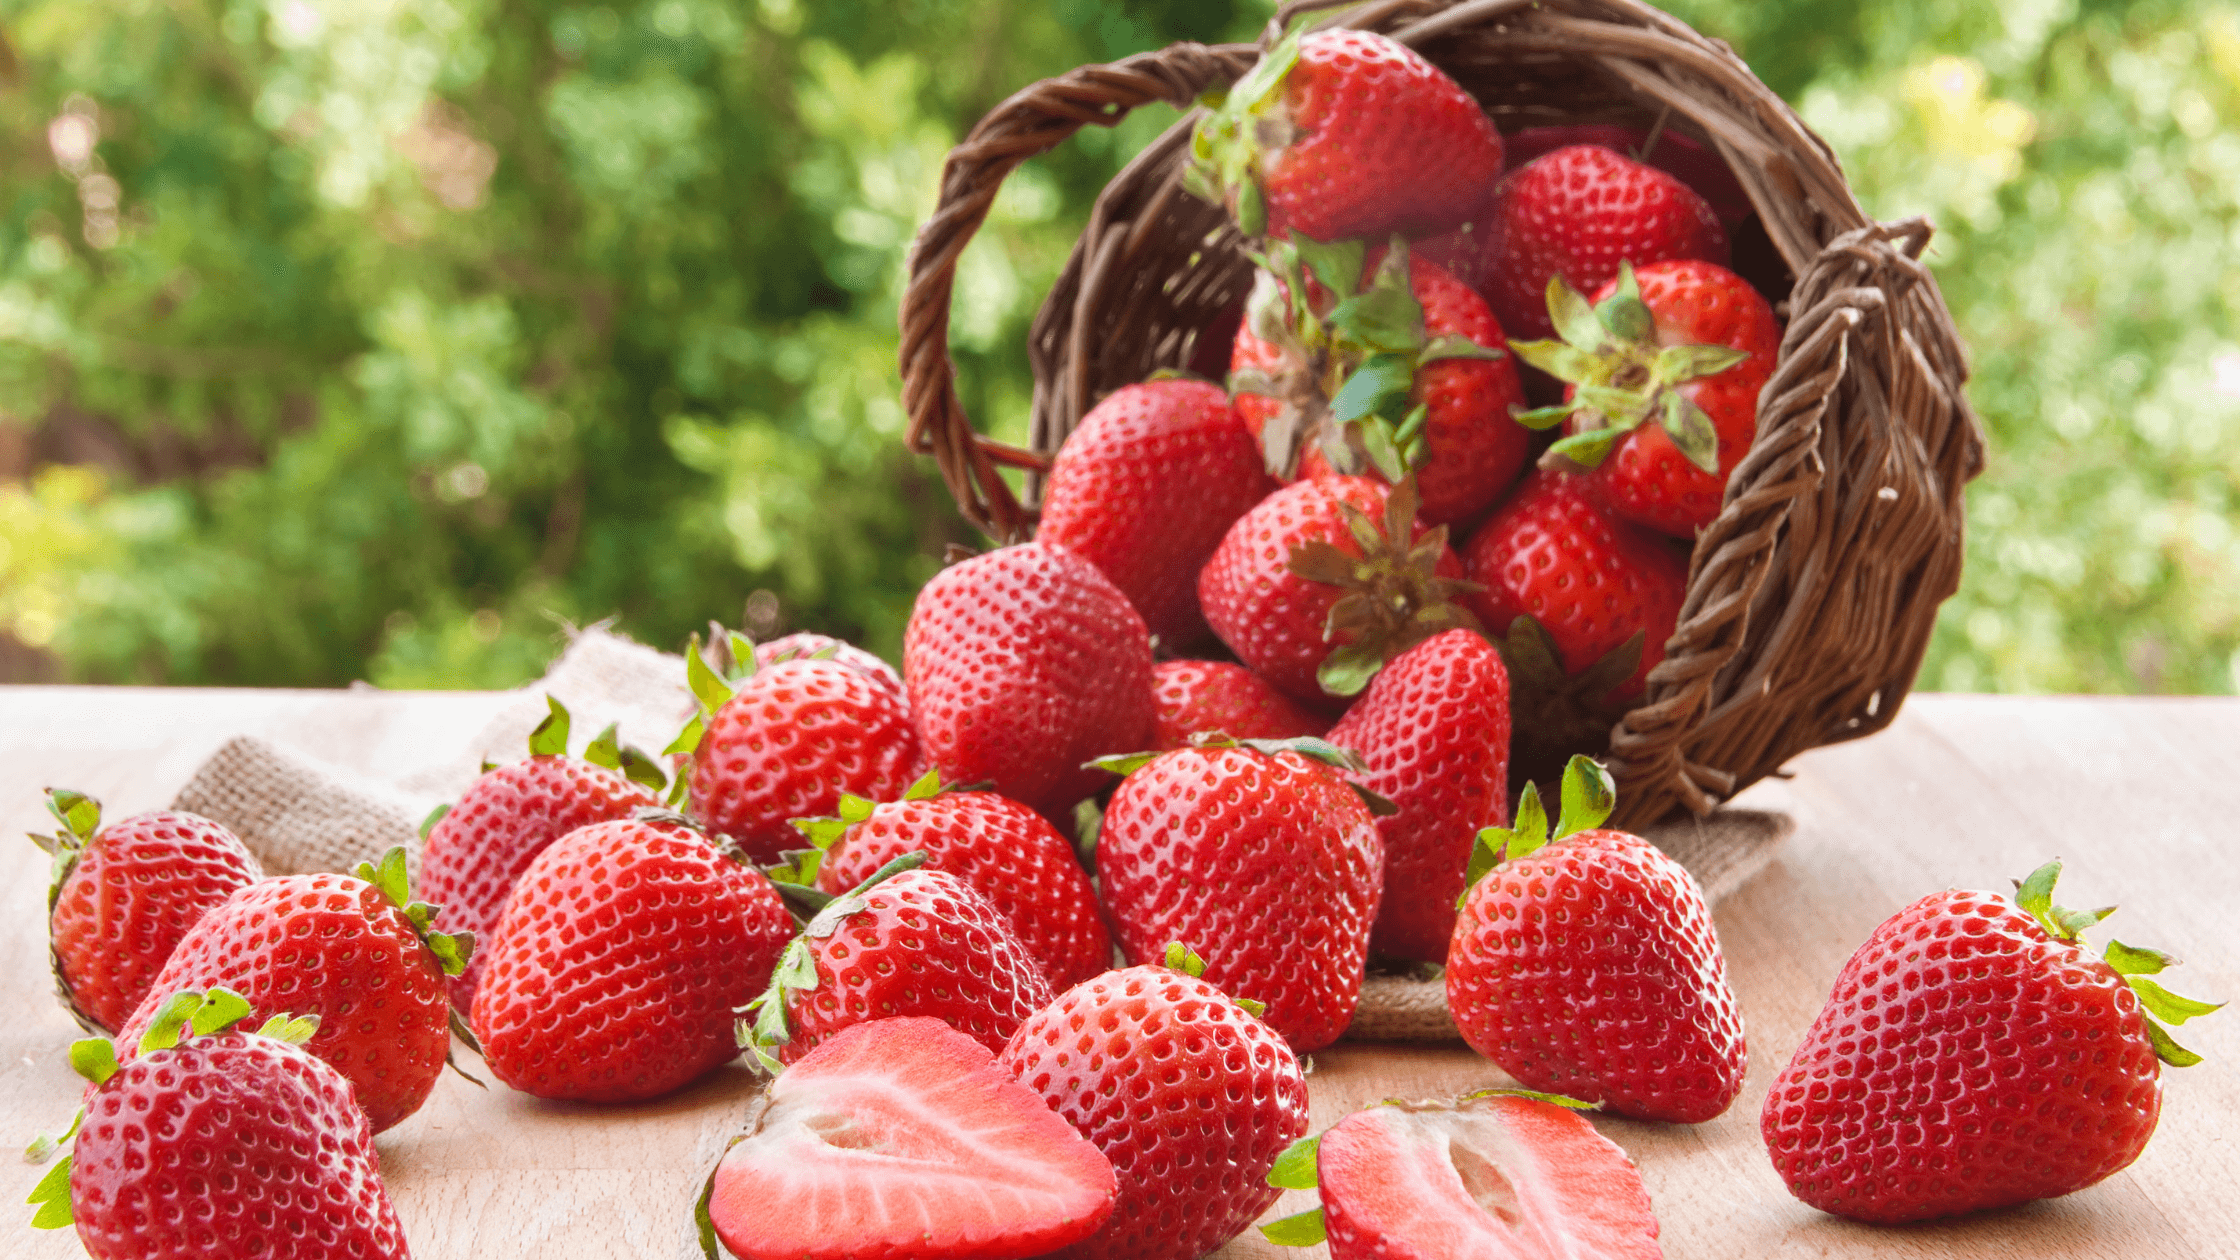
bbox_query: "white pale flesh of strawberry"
[1319,1095,1660,1260]
[709,1017,1116,1260]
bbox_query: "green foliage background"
[2,0,2237,694]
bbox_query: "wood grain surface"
[1,687,2233,1259]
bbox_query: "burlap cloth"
[170,626,1788,1043]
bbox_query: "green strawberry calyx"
[2010,859,2222,1067]
[26,987,318,1231]
[1284,474,1485,696]
[1457,755,1616,907]
[774,768,988,893]
[1495,614,1647,786]
[423,700,669,841]
[737,851,930,1074]
[1161,941,1268,1019]
[1508,262,1751,476]
[1233,235,1503,484]
[1256,1088,1599,1247]
[1183,20,1308,237]
[352,846,474,980]
[30,787,103,912]
[1087,736,1397,816]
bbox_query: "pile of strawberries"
[18,23,2222,1260]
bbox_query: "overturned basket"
[899,0,1984,831]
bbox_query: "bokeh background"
[2,0,2235,694]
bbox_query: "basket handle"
[899,41,1261,541]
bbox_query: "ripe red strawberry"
[1036,378,1275,649]
[1480,144,1728,343]
[1002,953,1310,1260]
[1256,1091,1661,1258]
[705,1017,1117,1260]
[419,698,664,1014]
[28,989,407,1259]
[114,847,469,1133]
[1151,659,1329,749]
[1461,469,1685,711]
[904,542,1156,820]
[470,815,791,1102]
[1188,27,1502,242]
[1093,740,1383,1052]
[1446,757,1746,1123]
[1502,125,1754,228]
[1199,475,1477,707]
[33,789,261,1033]
[1231,241,1528,527]
[1515,259,1781,537]
[801,773,1112,991]
[1762,860,2220,1224]
[754,631,907,705]
[746,859,1054,1067]
[1323,629,1510,962]
[684,652,922,863]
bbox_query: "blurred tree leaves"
[3,0,2238,696]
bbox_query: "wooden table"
[2,687,2234,1259]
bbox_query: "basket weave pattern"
[900,0,1984,830]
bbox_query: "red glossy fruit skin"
[782,868,1054,1064]
[1446,829,1746,1123]
[1572,259,1782,538]
[419,755,660,1014]
[755,632,907,705]
[48,810,261,1032]
[1258,29,1503,243]
[1480,144,1729,343]
[471,818,792,1102]
[815,791,1112,992]
[1002,965,1310,1260]
[689,658,923,863]
[1096,747,1383,1052]
[1318,1095,1661,1260]
[1198,476,1463,709]
[1324,630,1510,963]
[1502,125,1754,227]
[1036,380,1275,649]
[69,1030,408,1260]
[711,1018,1117,1260]
[1761,889,2165,1224]
[906,543,1157,820]
[1151,659,1329,750]
[115,873,451,1134]
[1233,254,1529,527]
[1461,470,1686,703]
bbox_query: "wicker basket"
[898,0,1985,831]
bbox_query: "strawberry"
[703,1017,1117,1260]
[1323,629,1510,963]
[681,644,922,864]
[1502,125,1754,228]
[1459,469,1685,769]
[113,846,471,1133]
[753,631,907,705]
[1231,240,1527,526]
[1198,475,1478,707]
[1187,27,1502,243]
[1256,1090,1661,1258]
[1480,143,1728,343]
[798,771,1112,991]
[1035,378,1275,649]
[745,857,1055,1067]
[418,697,665,1014]
[32,789,261,1033]
[469,814,792,1102]
[1002,950,1310,1260]
[1762,860,2221,1224]
[1446,757,1746,1123]
[1514,259,1782,538]
[904,542,1156,820]
[28,989,407,1259]
[1151,659,1329,750]
[1091,740,1384,1052]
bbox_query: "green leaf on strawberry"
[1459,756,1614,905]
[528,695,571,756]
[2008,859,2222,1067]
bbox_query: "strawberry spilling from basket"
[23,9,2124,1260]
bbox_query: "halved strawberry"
[1259,1091,1660,1259]
[703,1017,1116,1260]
